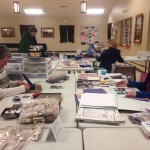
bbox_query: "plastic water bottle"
[93,60,97,73]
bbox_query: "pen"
[23,74,36,90]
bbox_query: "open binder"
[76,91,150,124]
[79,92,150,112]
[112,87,150,112]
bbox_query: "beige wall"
[109,0,150,56]
[0,16,107,52]
[1,0,150,55]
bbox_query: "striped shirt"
[0,69,25,100]
[0,68,10,88]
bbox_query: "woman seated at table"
[0,45,30,100]
[93,39,124,73]
[116,71,150,98]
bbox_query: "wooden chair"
[113,66,136,81]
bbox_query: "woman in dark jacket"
[18,26,38,53]
[94,39,124,73]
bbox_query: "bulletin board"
[80,26,99,45]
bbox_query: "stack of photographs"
[76,80,100,89]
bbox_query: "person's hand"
[93,51,97,57]
[24,84,31,92]
[125,91,136,98]
[116,80,128,87]
[17,81,31,92]
[34,84,42,93]
[17,81,29,86]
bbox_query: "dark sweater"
[95,47,124,73]
[18,31,37,53]
[128,71,150,98]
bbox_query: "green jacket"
[18,31,35,53]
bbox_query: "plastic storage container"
[23,57,52,78]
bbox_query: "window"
[59,25,74,43]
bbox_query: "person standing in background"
[0,45,30,100]
[18,26,38,53]
[93,39,124,73]
[86,43,96,57]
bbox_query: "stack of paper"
[76,93,124,124]
[75,88,107,106]
[76,107,124,123]
[79,93,117,108]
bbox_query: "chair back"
[114,66,136,81]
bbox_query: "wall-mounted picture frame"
[135,14,143,30]
[1,27,15,37]
[134,30,142,43]
[41,28,54,38]
[134,14,144,44]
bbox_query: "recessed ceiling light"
[87,9,104,14]
[24,9,44,15]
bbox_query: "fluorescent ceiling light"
[13,2,20,14]
[24,9,44,15]
[81,1,87,14]
[87,9,104,14]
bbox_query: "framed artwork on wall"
[1,27,15,37]
[134,14,144,44]
[41,28,54,38]
[80,26,99,45]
